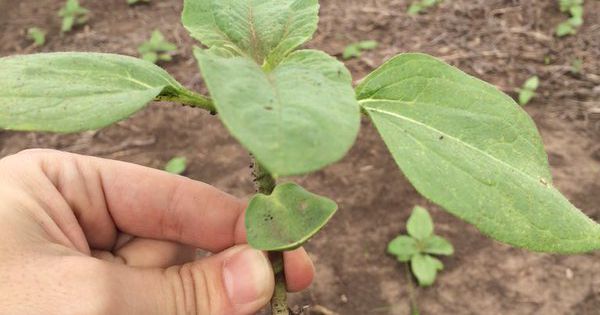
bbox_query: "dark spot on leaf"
[264,106,273,111]
[439,135,444,140]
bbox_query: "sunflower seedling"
[342,40,378,60]
[518,75,540,106]
[408,0,443,15]
[555,0,584,37]
[388,207,453,286]
[164,156,187,175]
[27,28,46,47]
[58,0,89,33]
[127,0,151,5]
[3,0,600,314]
[138,30,177,64]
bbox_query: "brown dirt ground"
[1,0,599,314]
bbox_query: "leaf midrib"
[360,100,550,185]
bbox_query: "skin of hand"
[0,149,314,315]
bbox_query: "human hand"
[0,149,314,315]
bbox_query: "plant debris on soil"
[1,0,599,314]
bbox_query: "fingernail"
[223,247,272,305]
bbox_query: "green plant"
[138,30,178,64]
[2,0,600,314]
[408,0,442,15]
[127,0,151,5]
[388,206,453,286]
[518,75,540,106]
[164,156,187,174]
[342,40,378,60]
[571,58,583,74]
[555,0,584,37]
[58,0,90,33]
[27,27,46,47]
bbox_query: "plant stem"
[157,89,216,113]
[404,263,420,315]
[251,158,288,315]
[270,251,288,315]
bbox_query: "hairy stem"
[251,159,288,315]
[270,251,288,315]
[157,89,216,113]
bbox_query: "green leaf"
[358,40,379,50]
[0,53,202,132]
[138,31,177,64]
[27,28,46,46]
[518,89,535,106]
[182,0,319,66]
[357,53,600,253]
[343,40,378,60]
[246,183,338,251]
[59,0,89,32]
[569,6,583,19]
[342,45,361,60]
[523,76,539,91]
[407,3,423,15]
[556,22,574,37]
[196,48,360,177]
[165,157,187,174]
[407,206,434,240]
[411,253,442,286]
[388,235,418,262]
[423,235,454,256]
[142,52,159,63]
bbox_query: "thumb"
[109,245,275,315]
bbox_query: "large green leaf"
[357,53,600,253]
[246,183,337,251]
[196,48,360,177]
[182,0,318,65]
[0,53,202,132]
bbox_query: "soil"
[1,0,599,314]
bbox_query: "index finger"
[8,149,247,252]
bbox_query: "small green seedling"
[127,0,151,5]
[138,30,177,64]
[58,0,90,33]
[3,0,600,313]
[571,58,583,74]
[518,76,540,106]
[164,156,187,174]
[388,207,453,286]
[342,40,378,60]
[555,0,584,37]
[408,0,442,15]
[27,28,46,47]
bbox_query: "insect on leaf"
[358,53,600,253]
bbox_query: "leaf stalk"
[251,158,289,315]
